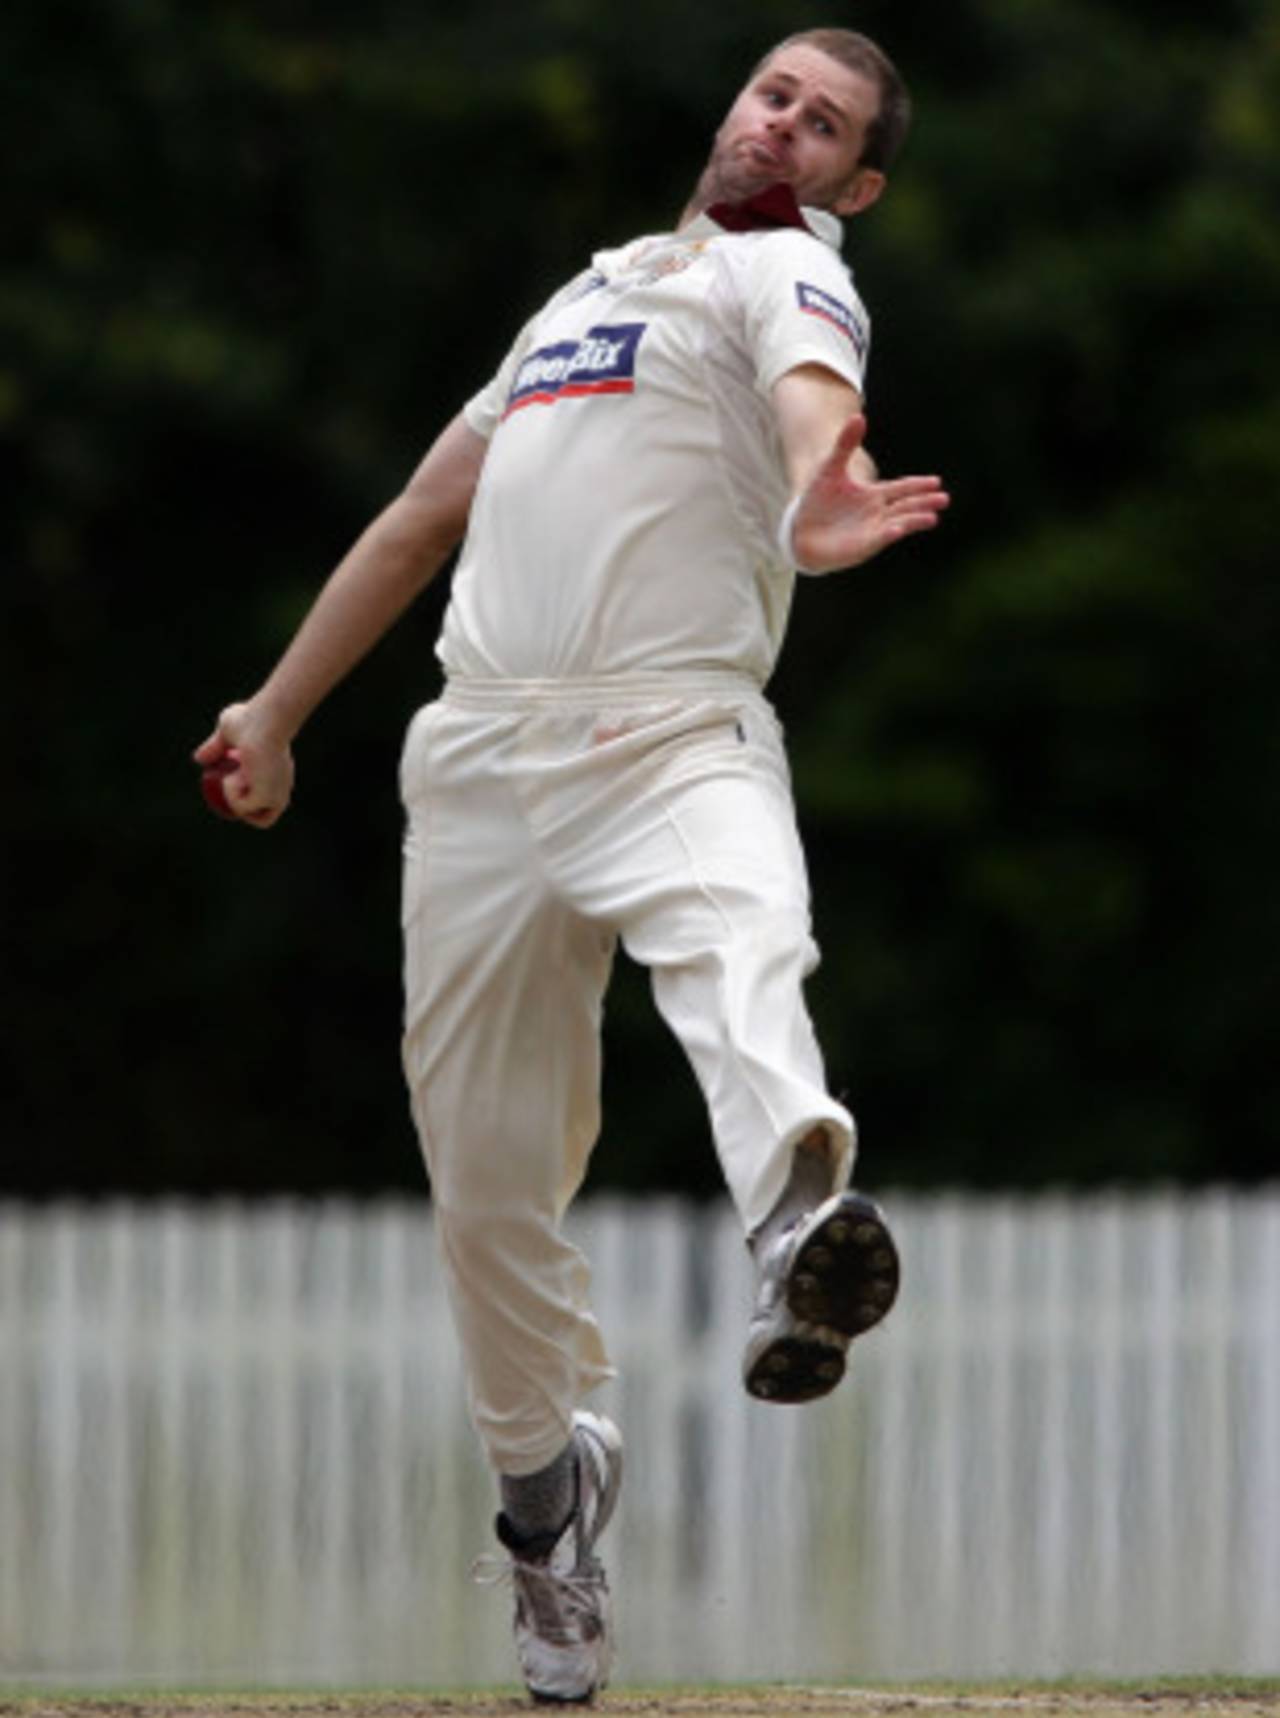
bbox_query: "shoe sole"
[745,1193,900,1405]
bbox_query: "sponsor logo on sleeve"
[796,282,869,362]
[504,322,647,418]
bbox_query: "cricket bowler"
[197,28,947,1703]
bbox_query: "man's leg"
[571,699,854,1230]
[562,693,898,1400]
[400,699,623,1700]
[400,701,617,1475]
[634,861,899,1401]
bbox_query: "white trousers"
[399,675,855,1475]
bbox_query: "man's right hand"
[193,701,296,828]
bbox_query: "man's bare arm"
[193,412,488,827]
[771,364,948,574]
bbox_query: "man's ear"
[833,167,886,218]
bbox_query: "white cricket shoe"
[743,1191,900,1404]
[479,1411,623,1705]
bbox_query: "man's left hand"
[788,413,949,572]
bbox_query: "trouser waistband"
[441,670,764,711]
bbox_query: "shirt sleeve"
[462,318,537,441]
[736,229,871,400]
[462,268,606,440]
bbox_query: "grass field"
[1,1683,1278,1717]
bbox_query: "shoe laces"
[471,1551,607,1646]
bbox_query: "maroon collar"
[705,183,811,234]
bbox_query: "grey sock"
[499,1437,579,1543]
[751,1131,835,1263]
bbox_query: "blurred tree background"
[3,0,1277,1198]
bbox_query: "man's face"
[703,44,885,218]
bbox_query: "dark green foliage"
[3,0,1278,1194]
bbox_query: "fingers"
[195,734,291,827]
[221,758,290,827]
[884,486,949,536]
[194,700,294,827]
[199,748,256,825]
[879,474,948,502]
[192,729,229,766]
[885,506,948,540]
[793,416,950,567]
[193,701,247,766]
[892,491,950,523]
[214,772,287,829]
[219,756,257,818]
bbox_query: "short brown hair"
[757,29,912,171]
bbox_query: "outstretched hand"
[789,414,949,573]
[193,701,295,829]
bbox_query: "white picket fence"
[0,1189,1277,1687]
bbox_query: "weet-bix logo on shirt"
[796,283,869,362]
[504,323,647,418]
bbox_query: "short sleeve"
[737,230,871,400]
[462,319,537,441]
[462,268,607,441]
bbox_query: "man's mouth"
[745,138,788,173]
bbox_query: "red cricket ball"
[201,752,242,820]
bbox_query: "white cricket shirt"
[437,205,870,685]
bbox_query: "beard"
[685,133,784,215]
